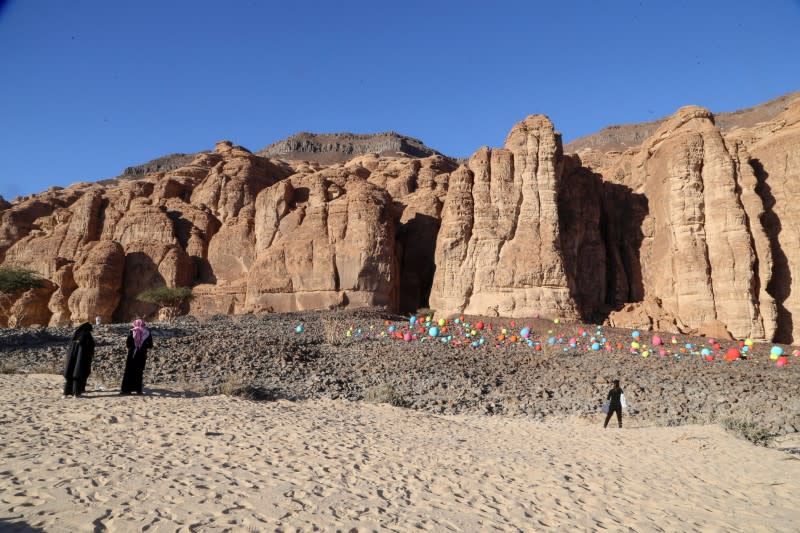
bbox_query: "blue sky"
[1,0,798,199]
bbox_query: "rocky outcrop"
[119,153,199,180]
[3,93,800,340]
[244,169,399,313]
[67,241,125,324]
[566,90,800,154]
[430,116,579,318]
[258,131,443,164]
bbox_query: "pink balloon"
[403,332,412,342]
[651,335,662,346]
[659,349,667,357]
[776,356,788,367]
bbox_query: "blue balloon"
[742,345,749,353]
[771,346,784,356]
[591,342,600,351]
[632,330,640,338]
[294,324,304,333]
[685,343,693,350]
[701,348,712,356]
[548,336,556,345]
[409,316,417,324]
[428,326,439,337]
[388,325,396,333]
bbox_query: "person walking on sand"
[120,319,153,395]
[604,379,625,428]
[63,323,95,397]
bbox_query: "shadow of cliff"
[113,252,165,322]
[751,158,793,343]
[395,212,440,313]
[559,155,648,322]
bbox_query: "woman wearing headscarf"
[120,319,153,395]
[63,322,95,397]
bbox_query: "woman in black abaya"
[120,319,153,395]
[63,322,95,397]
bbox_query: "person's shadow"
[0,520,47,532]
[78,387,202,399]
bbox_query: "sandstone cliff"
[2,92,800,342]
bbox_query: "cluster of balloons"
[293,315,794,368]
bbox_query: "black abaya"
[120,331,153,394]
[63,323,95,396]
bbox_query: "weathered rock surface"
[258,131,443,164]
[430,116,579,318]
[2,93,800,341]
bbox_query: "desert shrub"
[0,268,44,294]
[0,359,19,374]
[219,376,276,400]
[720,417,773,446]
[136,286,194,321]
[363,383,404,407]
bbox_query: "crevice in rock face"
[396,213,440,313]
[751,158,793,342]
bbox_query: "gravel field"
[2,309,798,444]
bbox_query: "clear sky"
[1,0,798,199]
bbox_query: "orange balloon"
[724,348,740,362]
[510,335,518,343]
[497,334,505,341]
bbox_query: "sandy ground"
[1,375,798,532]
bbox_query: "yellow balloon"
[631,341,640,350]
[745,338,754,347]
[642,350,650,358]
[554,318,560,324]
[438,318,445,327]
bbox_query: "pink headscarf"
[131,319,150,350]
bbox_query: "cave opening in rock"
[396,213,440,313]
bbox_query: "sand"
[1,375,798,532]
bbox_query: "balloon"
[591,342,600,350]
[744,338,754,347]
[658,349,667,357]
[428,326,439,337]
[632,330,640,338]
[454,318,461,324]
[616,342,624,350]
[438,318,446,327]
[776,356,788,367]
[685,343,693,350]
[641,350,650,358]
[708,338,716,345]
[569,337,577,347]
[631,341,640,350]
[724,348,740,361]
[388,325,396,333]
[510,335,518,343]
[671,336,678,344]
[554,318,560,324]
[476,321,485,330]
[295,324,305,333]
[403,332,412,342]
[425,316,431,323]
[409,316,417,324]
[501,328,508,335]
[471,329,477,336]
[548,337,556,345]
[520,327,531,339]
[510,320,516,328]
[705,355,714,362]
[742,345,749,353]
[701,348,712,356]
[770,346,784,360]
[651,335,662,346]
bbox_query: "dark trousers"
[604,405,622,428]
[63,377,88,396]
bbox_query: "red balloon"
[724,348,740,362]
[476,321,484,330]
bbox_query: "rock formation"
[429,116,579,318]
[257,131,442,164]
[2,92,800,341]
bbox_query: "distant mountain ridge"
[256,131,444,164]
[565,90,800,153]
